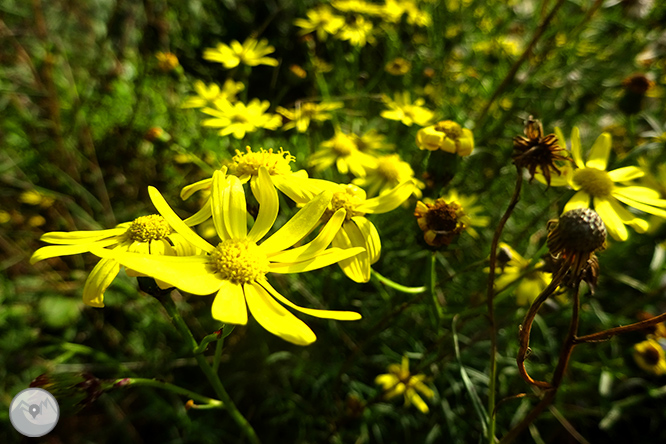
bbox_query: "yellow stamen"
[127,215,172,242]
[327,185,366,221]
[572,168,614,198]
[230,146,295,177]
[210,239,269,284]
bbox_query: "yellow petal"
[594,197,628,241]
[30,238,119,264]
[613,186,666,207]
[148,186,215,253]
[607,166,644,182]
[341,221,371,282]
[272,175,333,204]
[570,127,585,169]
[331,228,366,282]
[408,390,429,414]
[184,199,212,227]
[248,167,278,242]
[260,190,333,255]
[180,178,213,200]
[585,133,611,171]
[609,198,649,233]
[211,170,232,240]
[352,216,381,264]
[244,281,316,345]
[269,247,365,274]
[356,181,414,214]
[90,249,222,295]
[40,227,127,245]
[563,190,590,213]
[222,175,248,239]
[613,194,666,219]
[82,258,120,307]
[267,209,345,263]
[211,280,248,325]
[258,279,360,320]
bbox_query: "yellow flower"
[336,15,375,47]
[201,98,282,139]
[382,0,432,27]
[439,190,489,238]
[156,52,179,71]
[203,38,278,69]
[30,215,197,307]
[381,91,434,127]
[375,356,434,414]
[491,243,552,306]
[20,190,55,208]
[353,129,394,153]
[416,120,474,156]
[91,169,363,345]
[182,80,244,109]
[332,0,385,15]
[309,130,378,177]
[541,127,666,241]
[294,6,345,41]
[385,57,412,76]
[634,338,666,375]
[288,182,414,283]
[352,154,425,198]
[276,101,343,132]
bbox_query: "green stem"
[194,330,223,355]
[429,252,443,325]
[371,269,427,294]
[213,334,225,374]
[111,378,224,409]
[161,291,261,444]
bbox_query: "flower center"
[376,155,405,182]
[127,215,172,242]
[326,185,366,221]
[301,103,317,117]
[330,134,357,156]
[230,146,295,177]
[231,113,250,124]
[572,168,614,198]
[426,201,464,232]
[435,120,462,139]
[210,239,270,284]
[641,344,662,366]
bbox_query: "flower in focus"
[541,127,666,241]
[201,99,282,139]
[336,15,375,47]
[492,243,552,306]
[182,80,244,109]
[353,154,424,198]
[203,38,279,69]
[385,57,412,76]
[156,52,179,71]
[416,120,474,156]
[375,356,434,414]
[31,215,197,307]
[93,170,364,345]
[633,338,666,375]
[513,116,569,186]
[381,92,434,127]
[309,130,378,177]
[294,6,345,40]
[276,101,343,132]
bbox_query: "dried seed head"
[512,116,569,186]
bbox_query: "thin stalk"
[111,378,224,409]
[429,252,443,325]
[487,172,523,443]
[371,269,427,294]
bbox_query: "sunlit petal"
[613,187,666,206]
[260,191,333,254]
[30,238,119,264]
[609,198,649,233]
[258,279,361,320]
[41,228,127,245]
[352,216,381,264]
[613,194,666,219]
[211,170,232,241]
[594,197,628,241]
[180,178,213,200]
[563,191,590,213]
[607,166,644,182]
[570,127,584,169]
[340,221,371,282]
[148,186,215,253]
[248,167,278,242]
[82,258,120,307]
[223,175,248,239]
[211,280,248,325]
[269,247,365,274]
[356,181,414,214]
[331,229,366,282]
[244,281,316,345]
[184,199,212,226]
[585,133,611,171]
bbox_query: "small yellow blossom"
[332,0,384,15]
[634,338,666,375]
[382,0,432,27]
[294,6,345,41]
[375,356,434,414]
[182,80,244,109]
[156,52,179,71]
[336,15,375,47]
[416,120,474,156]
[203,38,278,69]
[201,99,282,139]
[491,243,552,306]
[20,190,55,208]
[309,130,378,177]
[381,92,434,127]
[276,101,343,132]
[385,57,412,76]
[353,129,394,154]
[353,154,424,198]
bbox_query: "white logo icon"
[9,387,60,437]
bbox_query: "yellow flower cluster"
[416,120,474,156]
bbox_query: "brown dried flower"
[513,116,569,186]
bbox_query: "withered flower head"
[619,73,654,115]
[547,208,606,286]
[414,198,466,248]
[512,116,569,186]
[622,73,654,95]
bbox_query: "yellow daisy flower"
[491,243,552,306]
[385,57,412,76]
[382,0,432,27]
[201,98,282,139]
[203,38,278,69]
[276,101,343,132]
[92,169,364,346]
[332,0,384,15]
[633,338,666,375]
[309,130,378,177]
[543,127,666,241]
[375,356,434,414]
[30,215,197,307]
[353,129,394,154]
[381,91,434,127]
[352,153,425,198]
[294,6,345,41]
[416,120,474,156]
[155,52,179,71]
[181,80,245,109]
[336,15,375,47]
